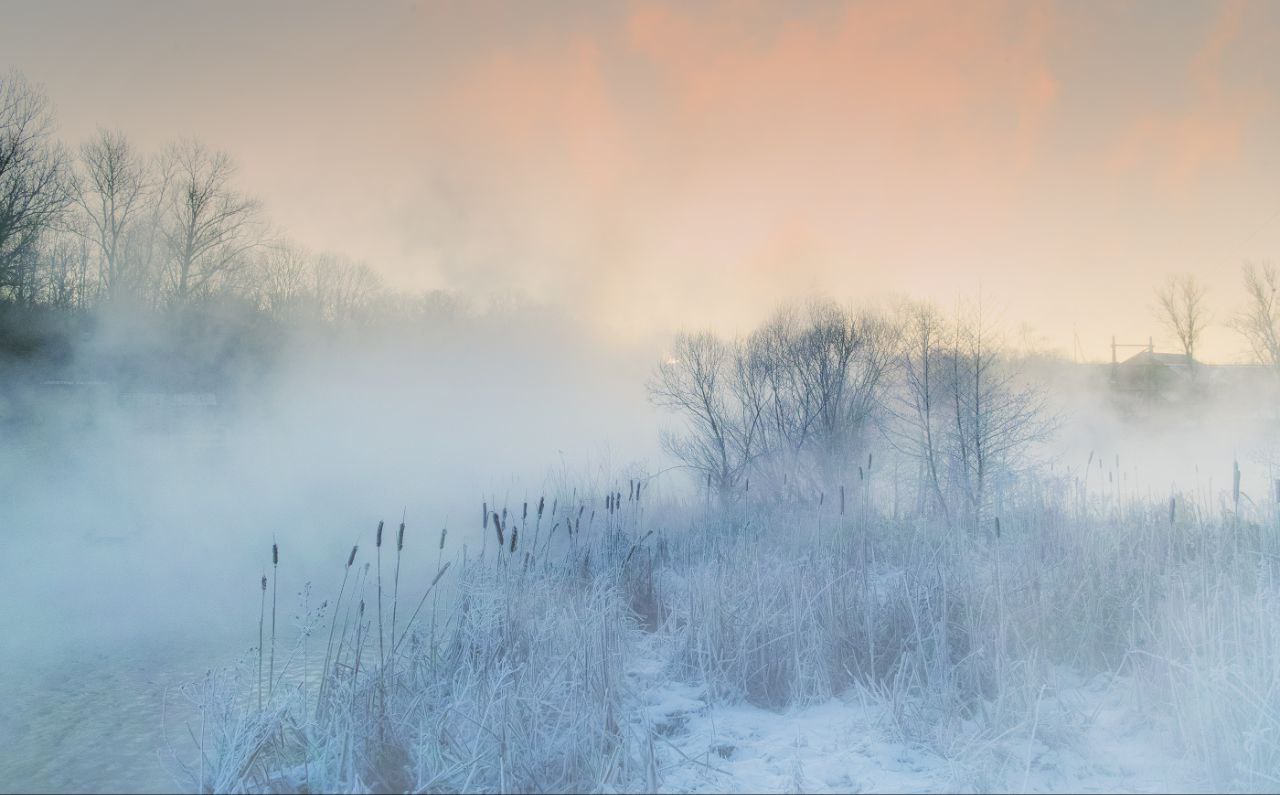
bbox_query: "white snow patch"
[625,639,1205,794]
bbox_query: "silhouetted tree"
[158,139,262,304]
[0,70,70,302]
[1154,274,1210,372]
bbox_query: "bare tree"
[1232,262,1280,371]
[0,70,71,301]
[648,331,762,497]
[253,241,312,320]
[159,139,262,304]
[888,300,951,520]
[73,128,151,300]
[39,230,94,309]
[1154,274,1210,368]
[743,300,897,490]
[944,299,1053,533]
[312,254,383,324]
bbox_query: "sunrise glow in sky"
[5,1,1279,360]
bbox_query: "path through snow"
[624,641,1205,793]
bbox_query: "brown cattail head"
[551,498,558,516]
[398,522,405,551]
[483,502,488,529]
[858,466,864,481]
[376,520,384,548]
[439,526,447,550]
[510,527,518,553]
[493,512,504,546]
[744,479,749,492]
[840,485,845,516]
[819,491,825,505]
[995,516,1001,539]
[1169,495,1176,526]
[261,573,267,591]
[537,496,545,518]
[1233,460,1241,504]
[272,543,279,566]
[868,452,873,472]
[347,545,358,568]
[522,502,528,522]
[359,599,365,617]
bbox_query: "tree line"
[0,69,391,324]
[648,298,1054,532]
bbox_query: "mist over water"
[3,5,1280,789]
[0,304,666,791]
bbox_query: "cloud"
[401,1,1064,336]
[1103,0,1272,193]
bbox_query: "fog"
[4,6,1280,789]
[4,290,1280,791]
[0,302,671,790]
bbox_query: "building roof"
[1120,350,1194,368]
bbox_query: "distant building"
[1107,342,1276,419]
[1111,349,1197,405]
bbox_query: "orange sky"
[4,0,1280,360]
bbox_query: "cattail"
[502,506,508,524]
[269,543,278,699]
[629,480,635,501]
[1233,460,1241,506]
[537,496,545,518]
[859,466,864,481]
[840,485,845,516]
[493,512,504,546]
[391,561,453,657]
[439,526,447,550]
[522,502,528,523]
[377,519,387,669]
[390,519,406,658]
[258,571,266,710]
[636,480,643,501]
[745,478,749,493]
[347,545,358,567]
[1169,495,1177,526]
[995,516,1001,539]
[510,527,518,554]
[606,493,612,512]
[551,498,558,516]
[867,452,873,472]
[483,502,488,529]
[819,490,825,506]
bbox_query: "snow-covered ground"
[626,639,1204,794]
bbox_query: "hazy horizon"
[4,0,1280,361]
